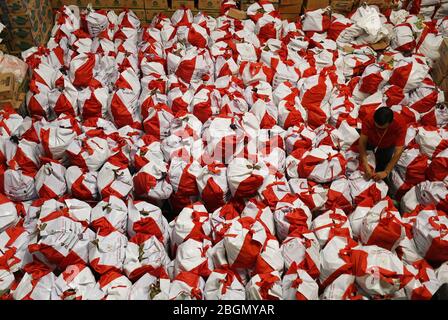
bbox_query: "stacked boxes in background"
[432,39,448,101]
[330,0,355,13]
[279,0,303,21]
[0,0,54,54]
[303,0,329,10]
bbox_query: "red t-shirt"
[361,111,407,148]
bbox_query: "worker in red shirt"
[359,107,407,181]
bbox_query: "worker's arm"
[373,145,405,181]
[358,134,373,179]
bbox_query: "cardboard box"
[281,0,304,5]
[171,0,196,9]
[85,0,145,8]
[227,8,247,19]
[280,12,301,20]
[331,0,354,13]
[360,0,392,10]
[303,0,330,10]
[369,37,390,51]
[438,38,448,62]
[51,0,91,8]
[145,0,169,9]
[432,62,447,85]
[0,73,15,101]
[279,3,303,13]
[198,0,222,10]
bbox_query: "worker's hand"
[373,171,388,181]
[364,165,373,180]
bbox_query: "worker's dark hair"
[374,107,394,126]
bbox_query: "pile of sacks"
[0,1,448,300]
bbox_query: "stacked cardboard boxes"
[303,0,329,11]
[330,0,355,13]
[432,38,448,100]
[0,72,27,111]
[279,0,303,21]
[0,0,54,54]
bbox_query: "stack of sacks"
[0,1,447,300]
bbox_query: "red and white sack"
[239,61,273,86]
[28,212,95,269]
[312,209,353,248]
[407,84,443,114]
[169,112,203,141]
[436,262,448,284]
[245,271,283,300]
[201,117,245,163]
[11,262,56,300]
[287,145,346,183]
[133,160,173,201]
[34,158,67,199]
[209,203,240,244]
[168,158,201,197]
[127,199,170,242]
[298,72,333,129]
[170,202,211,249]
[124,233,171,281]
[241,199,276,237]
[109,89,141,129]
[391,23,416,52]
[66,135,110,172]
[142,104,174,140]
[89,230,127,275]
[358,63,391,95]
[348,170,389,205]
[196,162,228,212]
[390,147,429,199]
[40,123,77,163]
[169,271,205,300]
[69,53,97,87]
[65,166,99,200]
[131,135,164,170]
[252,237,284,275]
[412,206,448,264]
[0,106,24,137]
[415,126,448,159]
[320,274,364,300]
[129,271,171,300]
[351,245,413,297]
[282,263,319,300]
[401,181,448,213]
[52,264,104,300]
[388,56,430,92]
[427,149,448,183]
[0,224,33,272]
[204,269,246,300]
[281,228,321,278]
[97,157,133,199]
[358,198,405,251]
[288,178,328,213]
[174,238,213,278]
[0,137,42,173]
[274,196,312,241]
[420,103,448,127]
[173,48,214,84]
[319,235,357,288]
[98,271,132,300]
[325,177,353,214]
[3,168,37,201]
[223,217,268,270]
[227,158,269,199]
[302,8,331,32]
[91,196,128,236]
[0,194,21,233]
[404,260,443,300]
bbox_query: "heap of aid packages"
[0,0,448,300]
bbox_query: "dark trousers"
[367,144,395,172]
